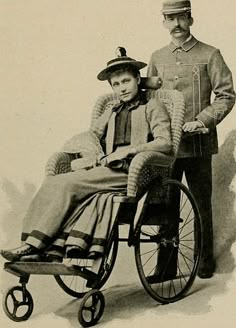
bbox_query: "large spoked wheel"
[54,226,118,298]
[2,285,34,322]
[78,289,105,327]
[135,179,202,303]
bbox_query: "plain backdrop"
[0,1,236,327]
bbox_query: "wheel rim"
[55,258,93,298]
[135,179,202,303]
[54,226,118,297]
[78,290,105,327]
[2,286,34,322]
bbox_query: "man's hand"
[182,120,204,132]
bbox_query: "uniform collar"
[112,91,147,113]
[168,35,198,52]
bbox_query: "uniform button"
[174,75,179,80]
[177,49,182,53]
[176,61,181,65]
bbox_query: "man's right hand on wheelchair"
[182,120,209,137]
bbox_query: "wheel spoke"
[170,279,176,297]
[9,290,18,306]
[180,196,188,212]
[178,248,193,272]
[78,290,104,326]
[141,248,160,257]
[177,257,186,287]
[180,229,195,240]
[135,179,202,303]
[3,286,34,321]
[141,228,156,236]
[149,225,159,235]
[141,248,158,267]
[68,275,76,289]
[179,212,194,234]
[179,242,194,251]
[12,305,18,318]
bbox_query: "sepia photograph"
[0,1,236,327]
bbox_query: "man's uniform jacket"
[148,36,235,158]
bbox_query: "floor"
[0,244,236,328]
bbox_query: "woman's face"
[110,72,140,103]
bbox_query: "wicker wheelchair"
[2,79,203,327]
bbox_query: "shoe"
[198,271,214,279]
[198,259,215,279]
[45,254,63,263]
[87,251,102,260]
[66,246,87,259]
[0,244,39,262]
[147,243,178,284]
[20,254,43,262]
[147,272,177,284]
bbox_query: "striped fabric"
[45,88,185,198]
[127,89,185,197]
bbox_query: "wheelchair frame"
[2,175,202,327]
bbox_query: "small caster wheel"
[78,289,105,327]
[2,285,34,322]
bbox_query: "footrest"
[4,261,98,281]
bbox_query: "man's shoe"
[198,259,215,279]
[0,244,39,262]
[198,271,214,279]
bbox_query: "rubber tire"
[135,178,202,303]
[54,226,118,298]
[78,289,105,327]
[2,285,34,322]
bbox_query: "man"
[147,0,235,278]
[1,48,173,262]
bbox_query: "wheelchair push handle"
[183,127,210,137]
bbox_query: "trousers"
[172,156,214,272]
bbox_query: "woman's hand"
[98,147,137,167]
[106,147,137,164]
[71,157,96,171]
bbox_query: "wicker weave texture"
[45,89,185,197]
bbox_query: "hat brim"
[162,7,191,15]
[97,60,147,81]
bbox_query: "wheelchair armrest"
[127,151,174,197]
[45,152,77,176]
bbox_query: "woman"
[1,47,172,262]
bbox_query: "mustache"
[171,27,186,33]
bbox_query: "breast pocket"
[156,65,177,89]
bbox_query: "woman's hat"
[97,47,147,81]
